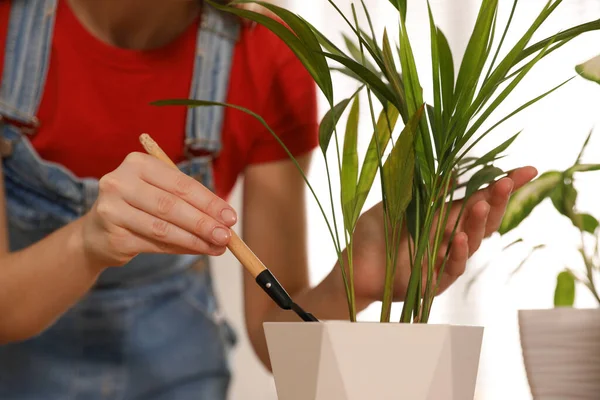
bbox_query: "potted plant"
[498,66,600,399]
[463,54,600,400]
[155,1,600,399]
[463,154,600,400]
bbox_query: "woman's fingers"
[506,166,538,191]
[84,152,237,267]
[484,177,513,236]
[120,177,232,247]
[442,166,537,240]
[456,166,537,212]
[123,152,238,226]
[479,166,536,237]
[103,197,227,256]
[442,232,469,278]
[126,230,227,257]
[463,200,490,255]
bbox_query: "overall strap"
[0,1,240,158]
[185,4,240,157]
[0,0,57,127]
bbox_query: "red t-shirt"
[0,1,318,200]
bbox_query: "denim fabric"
[0,1,241,399]
[0,0,57,123]
[0,268,238,400]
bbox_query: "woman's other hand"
[323,166,538,308]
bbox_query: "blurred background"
[211,0,600,398]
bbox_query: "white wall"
[212,1,600,399]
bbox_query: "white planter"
[519,308,600,399]
[263,321,484,400]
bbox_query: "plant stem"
[432,187,465,305]
[346,235,357,321]
[381,218,403,322]
[581,233,600,305]
[412,184,424,322]
[401,183,437,323]
[421,172,453,322]
[348,3,394,323]
[323,154,353,317]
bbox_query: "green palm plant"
[154,0,600,323]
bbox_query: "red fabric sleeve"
[0,1,11,83]
[245,34,319,164]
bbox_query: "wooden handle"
[139,133,267,278]
[227,230,267,277]
[139,133,179,169]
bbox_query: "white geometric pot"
[263,321,484,400]
[518,308,600,399]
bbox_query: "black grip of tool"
[255,269,293,310]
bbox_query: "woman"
[0,0,536,399]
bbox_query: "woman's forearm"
[0,217,107,344]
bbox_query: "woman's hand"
[324,166,538,308]
[81,152,237,267]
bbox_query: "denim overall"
[0,1,239,399]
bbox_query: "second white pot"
[519,308,600,399]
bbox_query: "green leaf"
[437,28,454,131]
[453,0,498,112]
[465,165,505,199]
[382,105,423,223]
[322,52,398,109]
[331,67,375,83]
[459,36,556,151]
[358,27,383,62]
[464,131,521,171]
[458,157,479,167]
[460,0,561,132]
[499,171,563,234]
[341,96,360,229]
[575,129,593,165]
[405,178,427,241]
[573,213,599,234]
[554,270,576,307]
[319,97,354,153]
[473,0,563,114]
[351,104,401,225]
[426,104,436,142]
[381,29,407,118]
[342,33,379,75]
[516,18,600,64]
[567,164,600,174]
[453,77,573,167]
[427,2,442,153]
[301,17,347,58]
[484,0,519,82]
[359,1,384,62]
[322,0,388,75]
[550,180,577,217]
[399,15,434,183]
[576,53,600,84]
[388,0,407,22]
[208,0,334,101]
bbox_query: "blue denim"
[0,1,241,399]
[0,268,237,400]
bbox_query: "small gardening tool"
[139,133,319,322]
